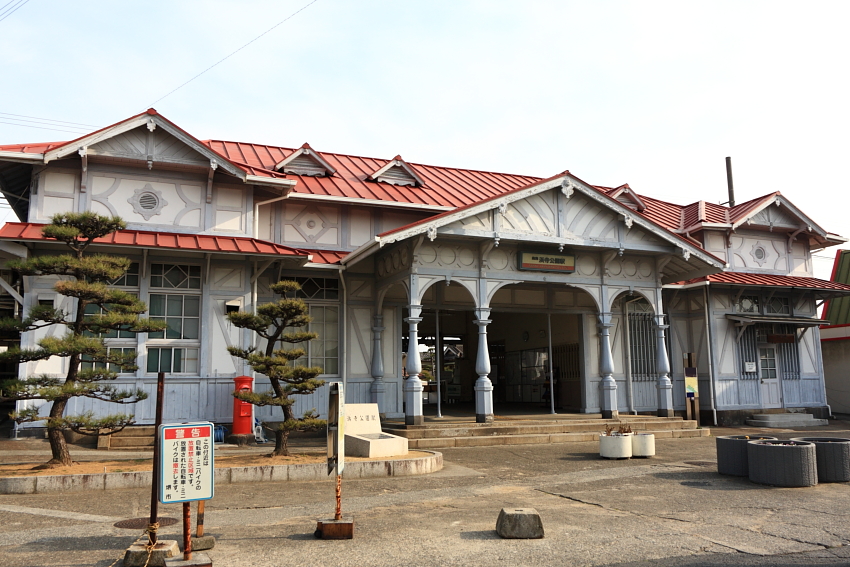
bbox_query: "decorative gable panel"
[88,126,209,168]
[369,155,425,187]
[275,143,336,177]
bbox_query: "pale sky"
[1,0,847,278]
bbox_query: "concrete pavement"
[2,422,850,566]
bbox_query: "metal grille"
[628,312,657,382]
[552,343,581,381]
[775,324,801,380]
[738,323,800,380]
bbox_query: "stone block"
[123,540,179,567]
[190,535,216,551]
[164,552,212,567]
[496,507,544,539]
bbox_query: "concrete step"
[384,418,698,440]
[407,428,710,449]
[109,436,155,448]
[745,413,829,428]
[112,426,156,437]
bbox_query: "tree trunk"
[271,429,290,457]
[37,399,72,468]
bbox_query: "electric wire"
[0,0,29,23]
[0,117,90,132]
[0,1,17,13]
[146,0,320,108]
[0,120,82,135]
[0,112,99,128]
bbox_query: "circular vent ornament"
[128,184,168,221]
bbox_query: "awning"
[726,314,829,342]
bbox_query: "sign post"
[160,422,215,567]
[684,353,700,425]
[316,383,354,539]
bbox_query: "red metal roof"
[674,271,850,291]
[0,222,309,258]
[203,140,540,209]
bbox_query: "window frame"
[145,262,203,376]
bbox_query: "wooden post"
[196,501,205,538]
[149,371,165,545]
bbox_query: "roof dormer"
[608,184,647,212]
[275,143,336,177]
[369,155,425,187]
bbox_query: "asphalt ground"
[2,423,850,567]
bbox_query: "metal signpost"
[159,421,215,566]
[684,352,700,424]
[316,382,354,539]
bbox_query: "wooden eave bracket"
[274,144,337,176]
[206,159,218,204]
[78,147,87,193]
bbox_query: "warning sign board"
[159,422,214,504]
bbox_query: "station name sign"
[517,251,576,273]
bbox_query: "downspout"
[624,296,643,415]
[253,194,290,239]
[338,266,347,395]
[703,285,718,425]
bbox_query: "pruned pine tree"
[0,213,166,468]
[226,280,325,456]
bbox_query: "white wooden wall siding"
[728,234,790,273]
[87,126,210,169]
[664,290,711,411]
[88,174,204,229]
[37,170,79,220]
[748,204,807,231]
[282,203,340,246]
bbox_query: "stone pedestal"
[123,540,179,567]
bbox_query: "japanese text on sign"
[159,422,214,504]
[518,251,576,273]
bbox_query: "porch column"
[655,314,674,417]
[474,308,494,423]
[370,315,386,415]
[403,305,424,426]
[598,312,618,419]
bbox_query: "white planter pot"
[599,434,632,459]
[632,433,655,457]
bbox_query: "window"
[110,262,140,287]
[765,297,790,315]
[279,304,339,375]
[735,295,760,314]
[285,277,339,300]
[147,347,199,374]
[84,302,136,339]
[147,263,202,374]
[148,295,200,339]
[81,347,136,373]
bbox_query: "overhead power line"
[0,112,99,128]
[0,120,86,135]
[0,0,30,24]
[147,0,320,108]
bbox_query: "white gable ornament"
[128,184,168,221]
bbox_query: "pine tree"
[226,280,325,456]
[0,213,166,468]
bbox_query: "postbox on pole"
[232,376,254,435]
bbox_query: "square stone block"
[496,507,544,539]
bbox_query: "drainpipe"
[338,266,347,394]
[253,194,290,239]
[703,285,718,425]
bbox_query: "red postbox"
[232,376,254,435]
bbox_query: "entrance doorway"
[758,345,782,408]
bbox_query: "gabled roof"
[670,271,850,295]
[605,184,646,212]
[824,249,850,324]
[204,140,539,210]
[0,109,297,191]
[275,143,337,177]
[0,222,308,259]
[368,155,426,187]
[342,172,727,279]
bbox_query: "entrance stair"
[383,415,708,449]
[745,413,829,428]
[97,425,155,451]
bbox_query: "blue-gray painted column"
[598,312,618,419]
[655,314,674,417]
[403,305,424,426]
[370,314,386,415]
[474,308,494,423]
